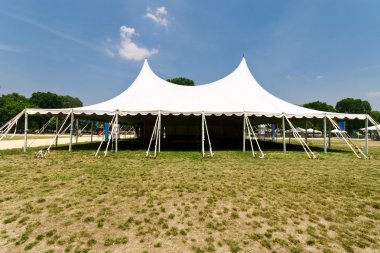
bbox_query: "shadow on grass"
[49,138,349,154]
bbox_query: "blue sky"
[1,0,380,110]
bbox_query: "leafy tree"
[166,77,194,86]
[303,101,335,112]
[0,91,83,130]
[335,98,372,134]
[335,98,371,114]
[0,93,34,126]
[61,95,83,108]
[370,111,380,123]
[299,101,335,132]
[30,92,64,109]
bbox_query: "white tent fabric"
[331,129,347,133]
[360,125,380,131]
[306,128,322,134]
[26,58,366,119]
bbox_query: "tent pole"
[23,110,28,152]
[115,111,119,152]
[75,119,79,144]
[69,110,74,152]
[202,112,205,157]
[90,121,93,143]
[323,116,327,153]
[282,114,286,152]
[328,124,331,149]
[365,116,368,155]
[55,117,59,147]
[243,114,246,152]
[158,111,161,153]
[305,122,308,142]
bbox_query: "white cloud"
[2,11,100,52]
[104,48,115,57]
[145,6,169,29]
[0,43,23,53]
[367,91,380,98]
[118,26,158,61]
[315,75,323,80]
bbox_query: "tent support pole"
[158,111,161,153]
[328,124,331,149]
[55,117,59,147]
[90,121,93,143]
[75,119,79,144]
[23,110,28,152]
[365,116,368,155]
[243,114,246,152]
[323,116,327,153]
[69,110,74,152]
[202,112,205,157]
[282,114,286,152]
[115,111,119,152]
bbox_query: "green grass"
[0,140,379,252]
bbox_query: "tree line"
[0,92,82,130]
[303,98,379,134]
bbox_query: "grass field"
[0,140,379,253]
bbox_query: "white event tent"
[1,57,379,158]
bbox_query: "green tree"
[335,98,372,134]
[0,93,34,126]
[299,101,335,132]
[166,77,194,86]
[335,98,371,114]
[370,111,380,123]
[30,92,63,109]
[303,101,335,112]
[61,95,83,108]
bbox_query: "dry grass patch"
[0,140,379,252]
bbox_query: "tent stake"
[282,115,286,152]
[69,110,74,152]
[23,110,28,152]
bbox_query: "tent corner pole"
[365,116,369,155]
[23,110,28,152]
[69,110,74,152]
[115,111,119,152]
[201,112,205,157]
[75,119,79,144]
[158,111,161,153]
[55,116,59,147]
[90,121,93,143]
[282,114,286,152]
[243,113,246,152]
[323,116,327,153]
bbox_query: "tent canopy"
[26,58,366,120]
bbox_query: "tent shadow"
[50,139,350,154]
